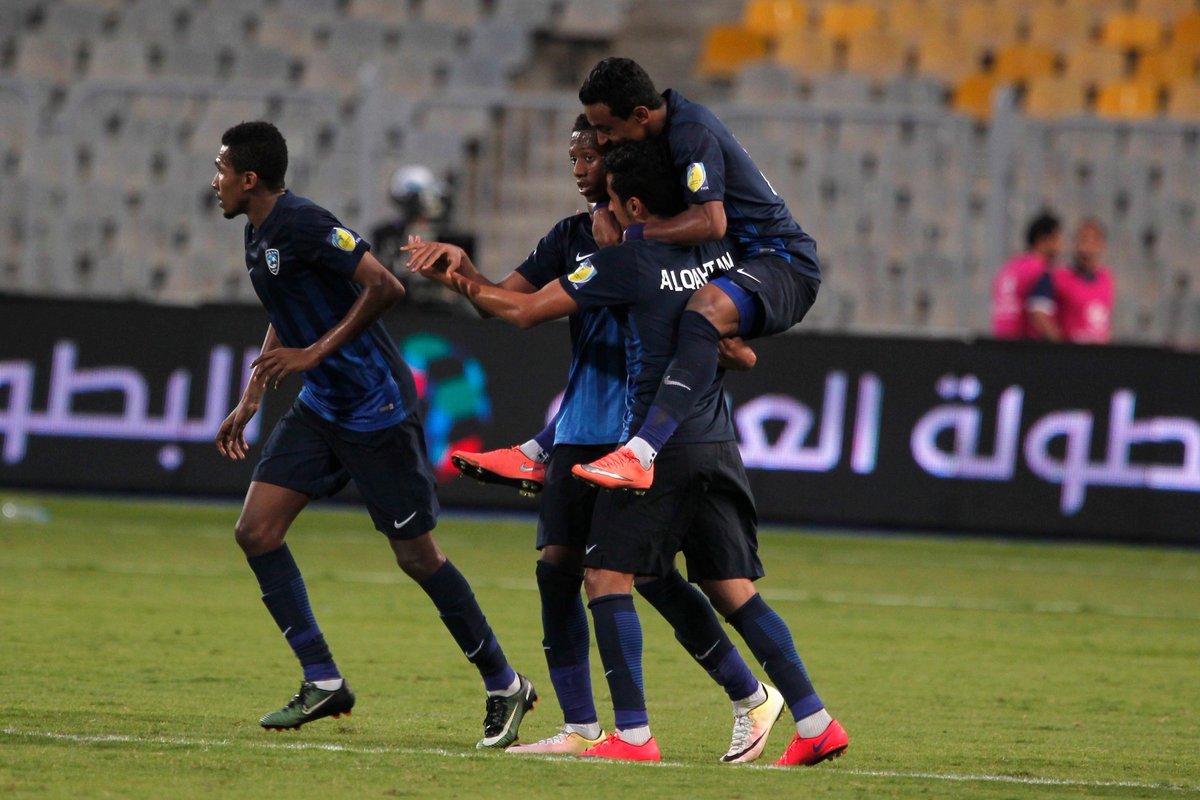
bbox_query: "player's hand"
[717,337,757,371]
[215,400,259,460]
[591,206,623,248]
[251,346,320,389]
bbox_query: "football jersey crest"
[567,259,597,286]
[265,248,280,275]
[686,162,708,193]
[329,227,358,251]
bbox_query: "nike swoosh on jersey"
[662,377,692,391]
[736,268,763,283]
[575,252,595,261]
[585,544,598,554]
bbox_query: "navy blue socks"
[635,310,723,451]
[727,593,824,721]
[588,593,647,730]
[537,560,597,725]
[419,560,517,692]
[636,572,760,701]
[247,544,340,682]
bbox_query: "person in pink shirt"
[1028,218,1115,343]
[991,212,1062,339]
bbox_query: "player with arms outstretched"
[210,121,534,748]
[408,140,847,766]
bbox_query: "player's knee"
[390,537,445,580]
[685,284,739,334]
[234,517,285,556]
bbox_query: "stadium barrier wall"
[2,295,1197,544]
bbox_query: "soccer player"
[209,121,535,747]
[991,212,1062,340]
[571,57,821,491]
[408,140,847,766]
[410,119,787,764]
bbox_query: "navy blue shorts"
[585,440,763,582]
[252,400,439,539]
[718,253,820,338]
[536,443,615,550]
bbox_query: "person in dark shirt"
[407,139,847,766]
[574,57,821,491]
[210,120,534,747]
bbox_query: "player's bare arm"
[637,200,726,245]
[404,241,539,319]
[251,251,402,388]
[427,265,579,330]
[216,325,279,460]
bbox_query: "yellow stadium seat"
[956,1,1023,47]
[1101,13,1164,51]
[1063,44,1129,85]
[844,31,910,79]
[696,24,769,80]
[993,43,1057,83]
[915,37,985,82]
[744,0,808,40]
[952,72,999,119]
[1172,11,1200,52]
[1027,4,1096,47]
[1133,0,1196,23]
[1095,78,1161,117]
[820,2,880,41]
[773,29,839,75]
[1023,76,1089,118]
[1166,79,1200,118]
[884,0,951,45]
[1136,46,1198,83]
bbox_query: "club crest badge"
[265,249,280,275]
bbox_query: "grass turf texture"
[1,492,1197,799]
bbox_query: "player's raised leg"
[636,571,783,763]
[450,422,553,496]
[236,481,356,730]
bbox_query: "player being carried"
[405,117,787,764]
[570,57,822,491]
[210,121,534,747]
[407,139,847,765]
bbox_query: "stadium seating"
[2,0,1199,345]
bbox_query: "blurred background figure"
[991,211,1062,340]
[372,165,475,314]
[1028,218,1115,344]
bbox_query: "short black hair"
[1025,211,1061,249]
[578,57,664,119]
[605,139,684,218]
[572,113,594,134]
[220,120,288,191]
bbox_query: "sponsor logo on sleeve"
[567,259,597,287]
[686,162,708,193]
[329,227,359,252]
[265,249,280,275]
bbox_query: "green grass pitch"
[1,492,1197,799]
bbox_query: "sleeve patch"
[328,227,359,252]
[686,162,708,193]
[567,259,597,286]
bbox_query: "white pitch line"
[2,728,1192,791]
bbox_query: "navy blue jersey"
[663,89,820,281]
[517,213,626,445]
[558,238,737,444]
[244,191,418,431]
